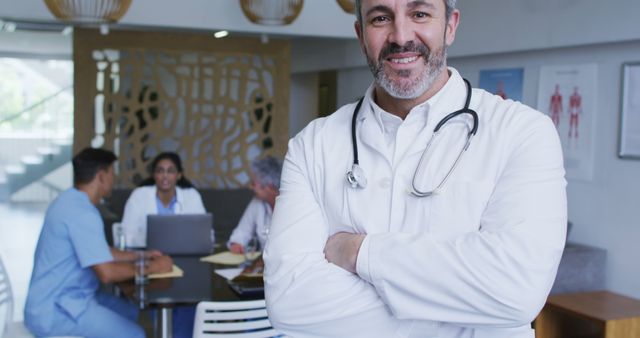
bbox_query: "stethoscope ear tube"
[351,98,365,166]
[435,107,478,137]
[433,79,478,136]
[347,78,478,194]
[347,98,367,189]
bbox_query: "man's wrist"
[351,234,366,271]
[355,234,372,280]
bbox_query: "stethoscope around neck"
[346,78,479,197]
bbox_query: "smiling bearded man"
[263,0,567,337]
[368,39,446,99]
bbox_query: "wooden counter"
[535,291,640,338]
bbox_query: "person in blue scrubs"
[24,148,173,338]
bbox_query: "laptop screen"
[146,213,214,255]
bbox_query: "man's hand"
[145,249,163,259]
[324,232,365,273]
[147,255,173,274]
[229,242,244,254]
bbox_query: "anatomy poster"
[620,62,640,158]
[479,68,524,102]
[537,63,597,181]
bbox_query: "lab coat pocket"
[428,180,493,240]
[335,181,369,235]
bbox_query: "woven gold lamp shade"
[239,0,304,25]
[336,0,356,14]
[44,0,132,23]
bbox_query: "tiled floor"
[0,201,47,322]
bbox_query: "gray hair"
[250,156,283,189]
[355,0,457,29]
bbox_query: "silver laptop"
[146,213,214,255]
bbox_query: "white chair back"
[192,299,283,338]
[0,255,14,338]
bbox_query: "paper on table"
[149,264,183,279]
[201,252,245,265]
[200,251,261,265]
[214,267,244,280]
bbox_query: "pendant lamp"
[336,0,356,14]
[44,0,132,23]
[239,0,304,25]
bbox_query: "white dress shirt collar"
[361,67,468,133]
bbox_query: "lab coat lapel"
[359,108,391,163]
[175,187,184,214]
[150,185,159,213]
[403,69,469,161]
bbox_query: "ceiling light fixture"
[44,0,132,23]
[214,30,229,38]
[239,0,304,26]
[99,23,109,35]
[336,0,356,14]
[61,25,74,35]
[3,22,17,33]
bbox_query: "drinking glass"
[134,251,148,285]
[243,236,259,267]
[113,222,126,250]
[135,282,147,309]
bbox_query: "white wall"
[451,0,640,57]
[0,31,71,59]
[336,67,372,106]
[291,38,364,74]
[334,40,640,299]
[289,72,319,137]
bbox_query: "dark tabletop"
[119,255,263,309]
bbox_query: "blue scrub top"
[24,188,113,334]
[156,195,177,215]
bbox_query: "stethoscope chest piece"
[346,164,367,189]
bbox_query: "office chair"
[192,299,284,338]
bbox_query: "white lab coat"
[120,185,206,247]
[227,198,272,250]
[264,68,567,338]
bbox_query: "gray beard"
[368,45,447,100]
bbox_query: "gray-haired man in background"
[228,156,283,254]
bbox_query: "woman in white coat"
[120,151,206,338]
[120,152,206,248]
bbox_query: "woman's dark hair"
[138,152,194,188]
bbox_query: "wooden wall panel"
[73,28,290,188]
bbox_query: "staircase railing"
[0,85,74,201]
[0,85,73,126]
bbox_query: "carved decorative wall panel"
[74,29,290,188]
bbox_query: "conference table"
[118,255,263,338]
